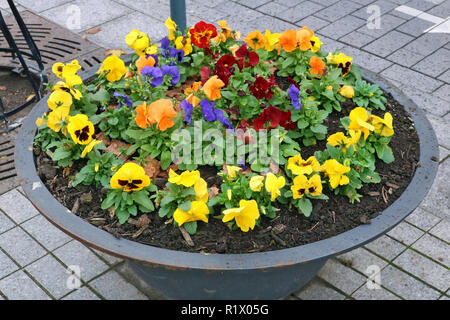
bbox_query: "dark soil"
[36,87,420,254]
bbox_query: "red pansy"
[189,21,217,48]
[249,76,274,100]
[252,106,295,131]
[235,44,259,70]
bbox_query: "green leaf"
[132,191,154,211]
[297,198,312,217]
[160,149,172,170]
[282,56,294,69]
[310,124,327,135]
[178,200,191,212]
[183,221,197,235]
[101,191,117,209]
[116,209,130,224]
[52,147,72,161]
[90,88,110,102]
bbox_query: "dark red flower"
[235,44,259,70]
[249,76,274,100]
[189,21,217,48]
[288,77,299,89]
[214,54,236,86]
[217,54,236,69]
[252,106,295,131]
[200,66,211,85]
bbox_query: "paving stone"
[187,0,226,8]
[340,30,376,48]
[381,64,444,92]
[352,0,398,19]
[257,1,288,16]
[0,189,39,223]
[85,11,169,51]
[387,221,424,245]
[393,249,450,291]
[337,247,388,275]
[0,270,51,300]
[185,2,230,23]
[21,215,71,251]
[91,248,123,266]
[380,265,441,299]
[316,34,347,52]
[427,115,450,149]
[405,207,441,231]
[340,45,393,73]
[0,227,46,266]
[351,0,377,4]
[437,69,450,84]
[357,14,406,38]
[319,15,366,39]
[352,284,401,300]
[294,277,346,300]
[41,0,133,32]
[14,0,72,12]
[439,147,450,162]
[317,259,367,294]
[365,30,414,57]
[387,47,425,68]
[429,220,450,243]
[412,234,450,267]
[0,210,14,235]
[426,0,450,18]
[364,235,406,260]
[53,241,109,282]
[114,0,169,21]
[62,286,100,300]
[89,271,148,300]
[315,0,362,22]
[406,0,440,11]
[440,294,450,300]
[296,15,330,30]
[233,0,272,9]
[0,250,18,280]
[403,33,450,57]
[433,84,450,102]
[25,254,74,299]
[277,1,324,23]
[412,48,450,78]
[246,15,297,33]
[273,0,305,7]
[397,16,438,37]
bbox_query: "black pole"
[170,0,186,32]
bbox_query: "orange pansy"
[136,101,150,128]
[147,99,179,131]
[202,75,225,101]
[185,81,202,107]
[135,55,156,75]
[278,29,298,53]
[309,56,326,75]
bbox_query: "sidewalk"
[0,0,449,300]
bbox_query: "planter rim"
[15,59,439,270]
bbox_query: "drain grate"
[0,10,106,75]
[0,133,17,195]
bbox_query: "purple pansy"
[141,66,164,88]
[113,92,133,108]
[161,65,180,86]
[214,108,233,130]
[161,37,170,51]
[200,99,234,130]
[181,99,193,125]
[288,84,301,110]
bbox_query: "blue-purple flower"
[113,92,133,109]
[161,37,170,51]
[181,99,193,125]
[200,99,234,130]
[288,84,301,110]
[161,65,180,86]
[141,66,164,87]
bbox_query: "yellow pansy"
[327,132,348,148]
[175,36,193,56]
[348,107,375,140]
[321,159,350,189]
[81,139,102,158]
[194,177,209,202]
[291,174,323,199]
[244,30,266,50]
[287,154,321,176]
[327,52,353,76]
[46,106,70,133]
[35,116,46,127]
[173,200,209,227]
[346,130,361,151]
[145,44,158,55]
[371,112,394,137]
[249,175,264,192]
[338,85,354,98]
[67,114,94,145]
[52,60,81,79]
[47,90,72,110]
[165,17,177,40]
[310,35,323,53]
[226,165,242,180]
[110,162,150,192]
[168,169,200,187]
[54,79,82,100]
[222,199,260,232]
[125,29,150,55]
[98,55,127,82]
[265,173,285,201]
[264,29,280,52]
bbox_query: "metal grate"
[0,133,17,194]
[0,11,106,74]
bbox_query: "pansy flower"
[278,27,314,53]
[113,92,133,108]
[147,99,178,131]
[252,106,295,131]
[52,60,81,80]
[173,201,209,227]
[348,107,374,140]
[370,112,394,137]
[202,75,225,101]
[310,35,323,53]
[249,175,264,192]
[235,44,259,70]
[291,174,323,200]
[81,139,102,158]
[168,169,200,187]
[54,74,83,100]
[189,21,217,48]
[265,173,285,201]
[160,36,171,54]
[222,199,260,232]
[264,29,279,52]
[67,114,95,145]
[338,85,354,98]
[244,30,266,50]
[141,66,164,87]
[309,56,326,75]
[125,29,150,55]
[321,159,351,189]
[288,84,301,110]
[165,17,177,40]
[47,90,72,110]
[181,99,193,125]
[287,154,320,176]
[184,81,202,107]
[175,36,193,56]
[161,65,180,86]
[98,55,127,82]
[200,99,234,130]
[327,52,353,76]
[249,76,274,100]
[212,20,232,43]
[135,54,156,75]
[46,106,70,133]
[110,162,151,192]
[214,54,236,86]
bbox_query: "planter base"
[128,258,328,300]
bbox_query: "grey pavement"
[0,0,449,300]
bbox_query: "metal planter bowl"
[15,61,439,300]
